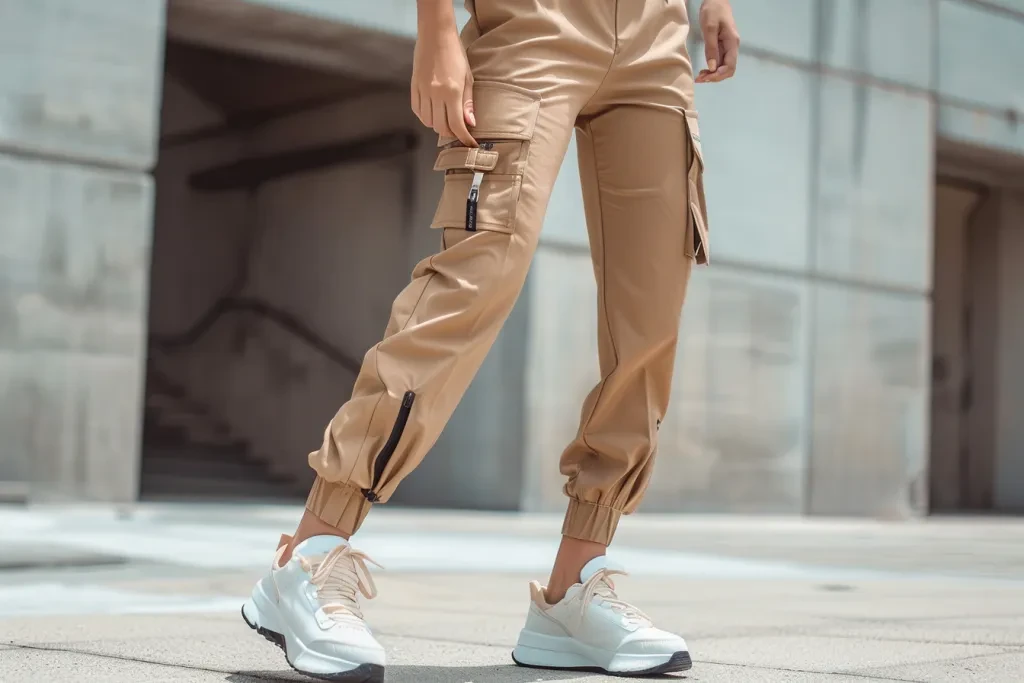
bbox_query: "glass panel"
[647,267,810,513]
[809,284,930,516]
[937,0,1024,112]
[821,0,934,89]
[814,77,933,292]
[698,56,815,270]
[938,103,1024,156]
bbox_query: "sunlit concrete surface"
[2,504,1023,681]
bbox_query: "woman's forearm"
[417,0,458,37]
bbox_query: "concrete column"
[0,0,166,502]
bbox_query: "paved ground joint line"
[5,642,284,681]
[701,659,927,683]
[804,631,1024,649]
[375,630,508,649]
[847,649,1024,681]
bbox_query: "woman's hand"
[411,2,477,147]
[696,0,740,83]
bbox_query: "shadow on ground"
[227,667,689,682]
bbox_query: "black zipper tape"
[363,391,416,503]
[466,177,481,232]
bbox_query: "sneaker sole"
[512,648,692,677]
[241,605,385,683]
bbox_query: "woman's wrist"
[417,0,458,36]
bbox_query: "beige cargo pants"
[307,0,709,546]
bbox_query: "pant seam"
[577,120,620,461]
[577,8,619,118]
[341,258,440,487]
[341,392,387,487]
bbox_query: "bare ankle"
[545,536,606,604]
[282,509,350,563]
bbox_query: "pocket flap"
[431,173,518,234]
[684,110,704,171]
[690,200,709,265]
[433,147,500,172]
[437,81,542,146]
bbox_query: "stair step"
[145,380,186,401]
[151,421,232,444]
[144,424,235,448]
[144,402,227,428]
[145,392,197,411]
[142,423,189,444]
[142,456,283,482]
[140,473,300,500]
[142,421,238,448]
[142,445,293,483]
[144,444,257,465]
[141,370,299,501]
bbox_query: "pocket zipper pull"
[466,171,484,232]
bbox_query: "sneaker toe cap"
[310,630,386,665]
[619,628,688,656]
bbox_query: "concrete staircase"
[141,370,302,501]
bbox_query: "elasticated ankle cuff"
[561,498,621,546]
[306,477,372,537]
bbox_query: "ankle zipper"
[362,391,416,502]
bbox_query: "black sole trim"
[241,605,385,683]
[512,649,692,677]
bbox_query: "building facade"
[2,0,1022,515]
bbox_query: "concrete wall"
[0,0,165,502]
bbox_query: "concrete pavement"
[1,504,1023,681]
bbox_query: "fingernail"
[468,113,476,127]
[708,59,717,71]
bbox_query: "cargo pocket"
[431,81,541,240]
[684,110,710,265]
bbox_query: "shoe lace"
[299,545,380,622]
[578,568,652,626]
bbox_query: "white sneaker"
[242,534,386,682]
[512,556,692,676]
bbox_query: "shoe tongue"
[294,534,348,558]
[580,555,610,583]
